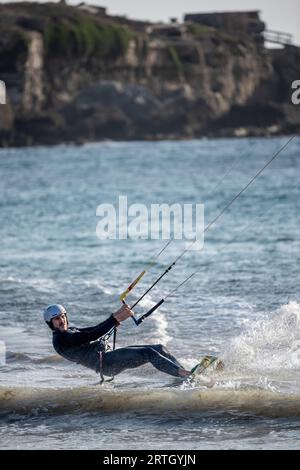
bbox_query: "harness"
[98,326,117,384]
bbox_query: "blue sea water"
[0,136,299,450]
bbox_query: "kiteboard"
[185,355,222,388]
[190,355,219,377]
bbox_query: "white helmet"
[43,304,67,329]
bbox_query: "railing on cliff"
[263,30,293,46]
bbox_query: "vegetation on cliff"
[44,15,135,60]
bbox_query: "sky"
[2,0,300,45]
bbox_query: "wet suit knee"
[140,346,157,361]
[142,346,181,377]
[150,344,184,369]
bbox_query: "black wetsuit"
[52,316,184,377]
[52,316,116,373]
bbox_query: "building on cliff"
[184,11,265,37]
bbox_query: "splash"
[224,301,300,373]
[151,311,172,345]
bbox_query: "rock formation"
[0,2,299,146]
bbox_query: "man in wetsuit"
[43,304,195,380]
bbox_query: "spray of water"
[224,301,300,373]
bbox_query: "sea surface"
[0,137,299,450]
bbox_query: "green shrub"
[43,15,134,60]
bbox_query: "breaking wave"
[1,385,300,418]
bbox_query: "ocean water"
[0,137,299,450]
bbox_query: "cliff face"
[0,2,299,147]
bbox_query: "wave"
[6,351,65,365]
[1,385,300,418]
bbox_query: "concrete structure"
[184,11,265,36]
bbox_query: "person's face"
[52,312,68,332]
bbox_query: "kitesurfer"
[43,304,201,379]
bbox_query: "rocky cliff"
[0,2,299,147]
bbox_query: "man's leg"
[129,344,184,369]
[102,345,189,378]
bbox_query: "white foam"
[151,311,172,345]
[225,301,300,373]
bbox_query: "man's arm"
[58,316,118,347]
[57,304,133,348]
[77,322,117,334]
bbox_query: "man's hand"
[113,303,134,323]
